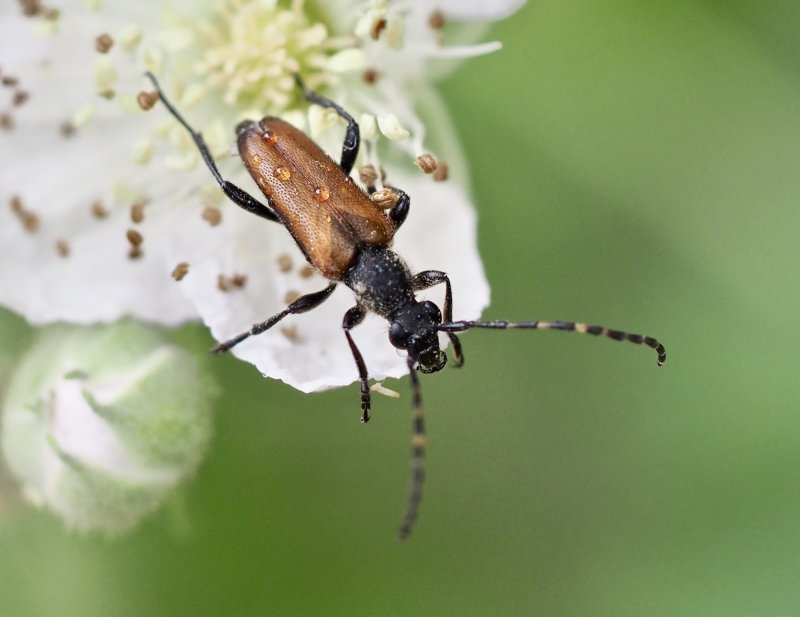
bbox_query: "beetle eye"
[389,322,408,348]
[422,301,441,323]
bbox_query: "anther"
[12,91,29,107]
[55,239,70,258]
[130,202,145,223]
[371,18,387,40]
[20,0,43,17]
[10,196,40,233]
[59,121,75,137]
[91,201,108,219]
[362,68,380,85]
[136,90,159,111]
[299,264,315,279]
[217,273,247,291]
[432,161,449,182]
[281,325,300,342]
[126,229,143,246]
[276,253,292,273]
[201,206,222,226]
[95,33,114,53]
[359,164,379,187]
[371,188,398,209]
[428,11,445,30]
[415,153,438,174]
[172,262,190,281]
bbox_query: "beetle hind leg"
[212,283,337,354]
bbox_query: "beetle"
[145,72,666,541]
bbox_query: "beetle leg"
[342,304,372,423]
[295,75,360,175]
[411,271,464,367]
[212,283,337,353]
[145,72,280,223]
[385,186,410,229]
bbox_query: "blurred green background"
[3,1,800,615]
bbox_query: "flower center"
[190,0,340,114]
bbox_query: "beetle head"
[389,301,447,373]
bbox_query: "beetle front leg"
[342,304,372,423]
[385,187,410,229]
[295,76,360,175]
[411,270,464,367]
[146,72,281,224]
[213,283,337,353]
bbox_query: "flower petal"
[439,0,528,22]
[175,170,489,392]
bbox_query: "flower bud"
[1,321,217,535]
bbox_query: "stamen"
[359,113,377,140]
[201,206,222,226]
[362,68,380,85]
[117,24,142,53]
[432,162,449,182]
[281,325,300,341]
[371,188,398,209]
[126,228,143,247]
[415,153,438,174]
[428,11,445,30]
[59,121,75,137]
[217,273,247,291]
[126,229,144,259]
[413,42,503,60]
[94,56,118,93]
[359,164,379,187]
[131,137,155,164]
[277,253,293,273]
[130,202,145,223]
[95,33,114,54]
[371,381,400,398]
[10,196,40,233]
[136,91,159,111]
[377,114,409,141]
[12,91,29,107]
[91,201,108,219]
[71,103,96,128]
[370,18,387,40]
[171,262,190,281]
[55,239,71,258]
[20,0,43,17]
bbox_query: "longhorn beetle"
[145,72,666,541]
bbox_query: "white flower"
[0,0,524,393]
[1,321,217,534]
